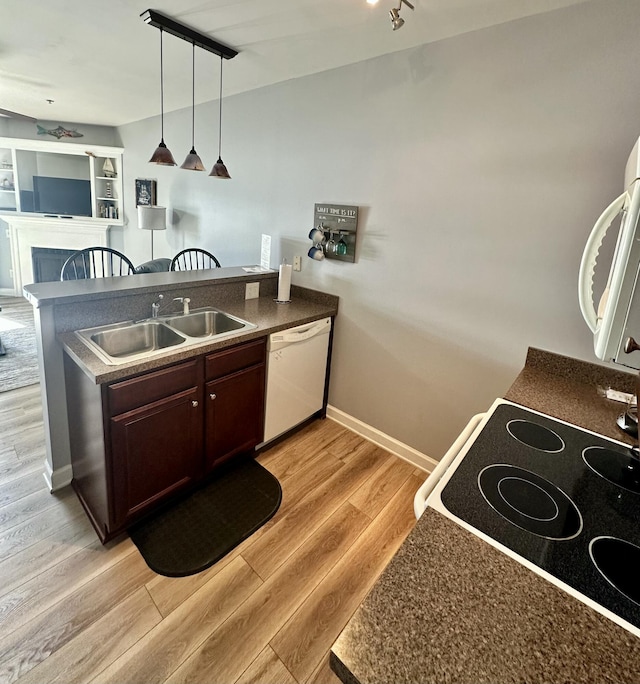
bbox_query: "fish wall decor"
[36,125,83,139]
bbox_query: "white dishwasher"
[262,317,332,444]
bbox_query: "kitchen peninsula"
[23,267,338,493]
[331,348,640,684]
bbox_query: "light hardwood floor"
[0,383,425,684]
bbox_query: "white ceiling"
[0,0,591,128]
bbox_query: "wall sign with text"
[313,203,358,263]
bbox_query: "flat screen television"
[33,176,91,217]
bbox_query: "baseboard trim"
[43,460,73,492]
[326,405,438,473]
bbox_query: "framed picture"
[135,178,156,206]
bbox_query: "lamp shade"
[209,157,231,179]
[149,141,177,166]
[138,205,167,231]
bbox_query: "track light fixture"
[141,9,238,173]
[390,0,414,30]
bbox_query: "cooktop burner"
[436,402,640,635]
[582,446,640,494]
[590,536,640,607]
[506,419,565,452]
[478,464,582,539]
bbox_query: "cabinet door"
[109,386,203,529]
[205,364,265,471]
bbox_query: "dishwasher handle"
[413,412,486,520]
[269,318,331,347]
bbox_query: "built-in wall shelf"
[0,137,124,225]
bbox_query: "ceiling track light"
[181,42,206,171]
[209,54,231,179]
[390,0,414,30]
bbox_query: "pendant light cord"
[191,42,195,148]
[160,29,165,140]
[218,56,223,157]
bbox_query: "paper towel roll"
[277,263,292,302]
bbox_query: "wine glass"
[336,234,348,256]
[326,231,337,254]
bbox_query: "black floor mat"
[129,458,282,577]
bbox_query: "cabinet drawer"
[108,358,201,415]
[205,338,266,381]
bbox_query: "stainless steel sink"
[162,310,246,338]
[74,306,257,365]
[90,321,185,358]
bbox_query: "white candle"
[277,263,292,302]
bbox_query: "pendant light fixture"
[209,54,231,179]
[181,41,206,171]
[149,28,177,166]
[141,9,238,173]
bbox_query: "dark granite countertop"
[330,347,640,684]
[23,265,276,307]
[60,287,338,384]
[504,347,636,447]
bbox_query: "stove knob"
[624,336,640,354]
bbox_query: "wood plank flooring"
[0,383,426,684]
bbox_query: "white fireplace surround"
[6,216,111,294]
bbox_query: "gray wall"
[36,0,640,459]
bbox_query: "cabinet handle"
[191,400,199,407]
[209,393,217,400]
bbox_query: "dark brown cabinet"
[64,337,266,542]
[204,338,265,470]
[109,386,203,529]
[205,366,265,470]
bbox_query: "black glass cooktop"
[439,402,640,632]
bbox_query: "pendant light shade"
[181,147,206,171]
[210,157,231,179]
[181,42,205,171]
[209,55,231,178]
[149,29,177,166]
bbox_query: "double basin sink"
[75,307,256,365]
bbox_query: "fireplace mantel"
[6,216,112,294]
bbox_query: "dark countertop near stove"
[505,347,636,447]
[330,347,640,684]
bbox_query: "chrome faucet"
[151,294,164,318]
[173,297,191,315]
